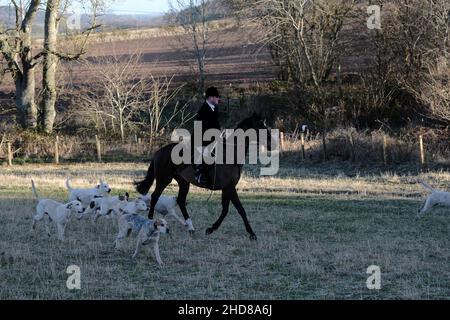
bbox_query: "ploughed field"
[0,28,277,93]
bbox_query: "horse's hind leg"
[229,187,257,240]
[174,176,194,234]
[206,188,231,235]
[149,178,172,220]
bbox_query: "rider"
[194,86,221,185]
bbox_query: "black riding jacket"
[196,101,220,146]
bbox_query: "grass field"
[0,162,449,299]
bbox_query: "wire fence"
[0,134,169,165]
[1,128,450,166]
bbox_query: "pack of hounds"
[30,177,449,266]
[30,178,189,266]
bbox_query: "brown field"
[0,26,277,94]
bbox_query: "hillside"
[0,5,164,37]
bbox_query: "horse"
[134,113,273,240]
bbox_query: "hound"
[65,177,111,216]
[91,193,129,223]
[137,194,188,227]
[418,180,450,217]
[114,215,169,266]
[31,180,85,240]
[119,197,149,215]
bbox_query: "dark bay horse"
[134,113,272,240]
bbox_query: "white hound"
[91,193,129,223]
[31,180,85,240]
[418,180,450,217]
[65,177,111,217]
[138,194,190,228]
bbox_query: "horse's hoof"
[205,228,214,235]
[249,234,257,241]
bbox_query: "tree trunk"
[322,128,327,161]
[15,68,37,128]
[42,0,61,133]
[17,9,40,129]
[119,109,125,143]
[7,0,42,129]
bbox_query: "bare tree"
[413,59,450,123]
[401,0,450,124]
[247,0,357,158]
[74,52,194,143]
[41,0,103,133]
[168,0,214,96]
[0,0,103,131]
[0,0,42,129]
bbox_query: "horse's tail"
[135,160,155,195]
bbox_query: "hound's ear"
[67,203,73,209]
[125,192,130,201]
[96,184,100,189]
[77,197,82,202]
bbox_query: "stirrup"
[195,173,208,185]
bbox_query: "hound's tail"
[65,177,73,191]
[31,179,40,200]
[134,160,155,195]
[419,180,436,192]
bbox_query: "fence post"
[54,136,60,164]
[7,142,12,166]
[419,134,425,166]
[348,132,355,162]
[95,135,102,162]
[137,138,142,155]
[383,135,388,166]
[300,132,306,160]
[280,132,284,154]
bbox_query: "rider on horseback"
[194,86,221,185]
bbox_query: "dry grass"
[0,162,449,299]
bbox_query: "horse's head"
[236,112,273,151]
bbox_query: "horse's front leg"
[175,177,195,235]
[229,187,257,240]
[206,188,230,235]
